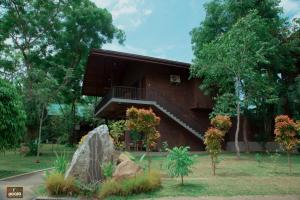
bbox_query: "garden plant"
[166,146,196,185]
[274,115,300,174]
[204,115,232,175]
[126,107,160,170]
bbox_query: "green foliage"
[126,107,160,170]
[270,151,281,173]
[204,115,231,175]
[191,0,300,141]
[161,141,169,152]
[0,0,125,147]
[102,162,115,179]
[45,172,78,196]
[191,0,283,60]
[274,115,300,173]
[0,79,26,151]
[191,11,277,100]
[210,93,237,118]
[108,120,126,150]
[26,140,38,156]
[74,181,99,198]
[98,171,161,198]
[126,107,160,149]
[166,146,196,185]
[53,152,68,174]
[255,153,263,166]
[191,11,278,158]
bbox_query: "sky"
[91,0,300,63]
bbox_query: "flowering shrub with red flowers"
[274,115,300,173]
[204,115,232,176]
[126,107,160,170]
[274,115,299,151]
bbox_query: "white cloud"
[280,0,300,20]
[91,0,152,30]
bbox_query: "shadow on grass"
[217,171,251,177]
[269,171,300,176]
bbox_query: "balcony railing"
[95,86,146,113]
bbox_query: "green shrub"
[26,140,38,156]
[102,162,115,179]
[53,152,68,174]
[45,172,78,196]
[166,146,196,185]
[0,78,26,152]
[255,153,263,166]
[98,171,161,199]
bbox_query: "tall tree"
[190,0,299,150]
[190,11,277,158]
[0,0,125,159]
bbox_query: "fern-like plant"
[166,146,195,185]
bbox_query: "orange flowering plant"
[126,107,160,170]
[211,115,232,132]
[274,115,300,174]
[204,115,232,176]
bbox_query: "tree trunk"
[181,175,184,185]
[288,152,291,175]
[242,117,250,153]
[146,135,151,172]
[69,100,76,144]
[211,155,215,176]
[36,107,45,163]
[235,101,241,159]
[147,146,151,173]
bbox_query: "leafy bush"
[53,152,68,174]
[204,115,232,176]
[98,171,161,198]
[274,115,300,173]
[211,115,232,132]
[102,162,115,179]
[126,107,160,170]
[45,172,78,196]
[255,153,263,166]
[108,120,126,150]
[26,140,38,156]
[0,79,26,152]
[166,146,195,185]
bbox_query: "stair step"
[154,102,203,140]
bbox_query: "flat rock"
[65,125,115,183]
[113,159,142,180]
[117,153,131,164]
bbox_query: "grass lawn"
[0,144,75,179]
[2,146,300,199]
[106,152,300,199]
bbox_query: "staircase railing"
[95,86,202,134]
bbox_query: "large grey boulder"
[65,124,115,183]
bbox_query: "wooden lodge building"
[82,49,269,151]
